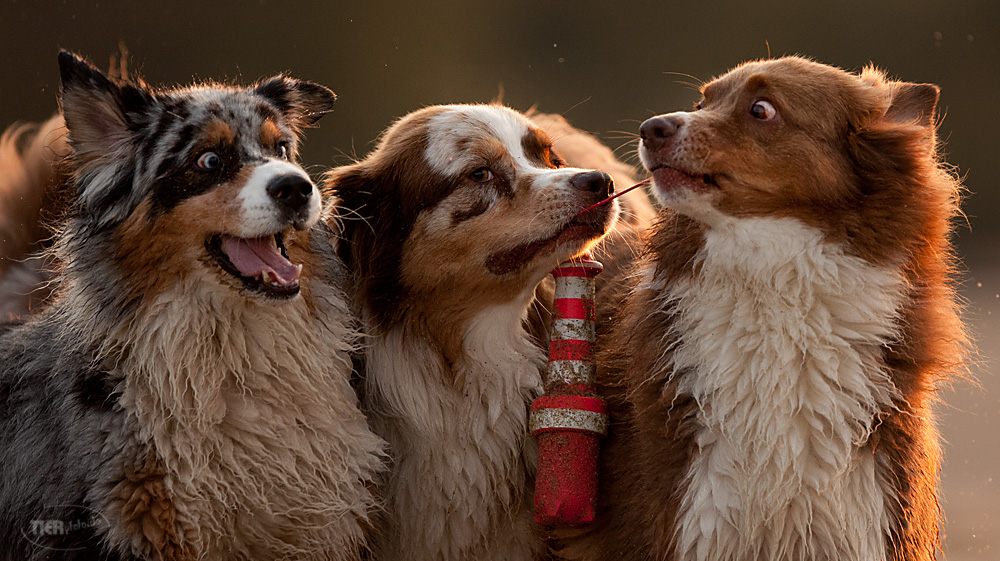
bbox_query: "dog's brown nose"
[571,170,614,197]
[639,115,681,151]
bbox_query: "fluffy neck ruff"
[364,287,546,561]
[654,216,905,561]
[60,244,384,560]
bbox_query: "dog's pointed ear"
[58,50,153,161]
[255,76,337,128]
[884,82,939,129]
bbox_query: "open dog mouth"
[650,164,720,193]
[206,233,303,299]
[485,209,612,275]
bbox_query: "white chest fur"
[365,298,545,561]
[658,217,905,561]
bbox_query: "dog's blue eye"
[197,151,222,170]
[750,100,777,121]
[277,143,290,160]
[469,167,494,183]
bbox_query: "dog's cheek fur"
[113,176,248,302]
[283,225,329,306]
[400,170,591,301]
[400,193,530,304]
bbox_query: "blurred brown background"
[1,1,996,558]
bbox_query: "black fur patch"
[335,169,413,329]
[148,144,241,217]
[73,368,120,411]
[140,107,180,162]
[254,76,336,126]
[166,124,199,161]
[87,167,135,219]
[255,78,292,114]
[59,51,153,127]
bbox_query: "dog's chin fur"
[93,246,382,560]
[1,52,384,561]
[558,57,967,561]
[331,104,618,561]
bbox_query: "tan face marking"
[204,119,235,146]
[259,119,281,148]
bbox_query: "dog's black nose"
[267,174,314,212]
[570,170,614,197]
[639,115,681,152]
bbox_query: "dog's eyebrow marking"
[746,74,769,92]
[205,119,235,146]
[521,127,558,169]
[259,119,281,147]
[476,138,508,162]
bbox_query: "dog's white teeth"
[295,264,303,276]
[261,270,274,285]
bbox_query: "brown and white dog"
[328,104,620,561]
[561,57,967,561]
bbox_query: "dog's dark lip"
[205,233,301,299]
[484,207,613,276]
[649,164,721,188]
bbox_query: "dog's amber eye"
[197,151,222,170]
[750,100,777,121]
[469,167,494,183]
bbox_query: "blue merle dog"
[0,51,385,561]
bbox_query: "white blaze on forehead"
[237,159,319,237]
[424,105,534,176]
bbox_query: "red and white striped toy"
[529,255,608,526]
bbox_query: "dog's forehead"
[709,57,864,103]
[162,87,291,147]
[705,61,784,100]
[424,105,535,176]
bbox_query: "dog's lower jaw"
[363,295,547,561]
[485,207,617,277]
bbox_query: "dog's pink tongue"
[220,235,300,286]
